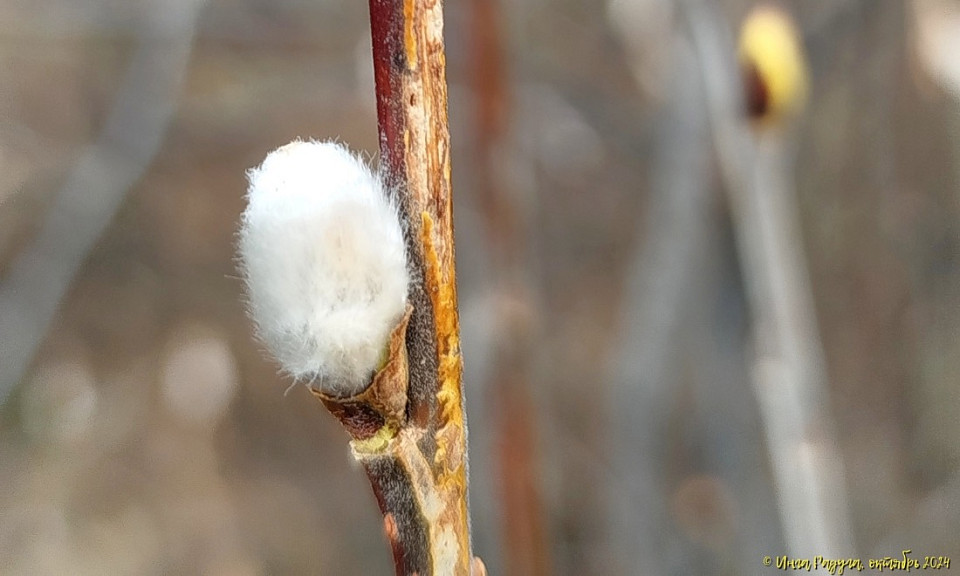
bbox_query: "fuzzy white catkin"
[238,140,409,395]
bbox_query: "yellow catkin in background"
[739,5,810,123]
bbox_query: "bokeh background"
[2,0,960,574]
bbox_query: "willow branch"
[314,1,480,575]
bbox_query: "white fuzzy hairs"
[238,140,409,396]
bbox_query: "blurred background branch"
[0,0,204,404]
[605,30,715,576]
[465,0,552,574]
[683,0,855,558]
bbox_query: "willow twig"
[312,1,482,575]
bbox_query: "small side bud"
[238,140,409,396]
[739,5,809,123]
